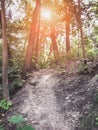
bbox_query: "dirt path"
[7,69,98,130]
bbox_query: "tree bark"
[65,19,70,53]
[65,2,71,53]
[1,0,10,100]
[35,11,40,64]
[23,0,41,73]
[78,0,86,62]
[50,21,59,61]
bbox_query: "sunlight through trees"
[0,0,98,99]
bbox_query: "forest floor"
[2,61,98,130]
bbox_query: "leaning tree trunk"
[1,0,10,100]
[23,0,41,73]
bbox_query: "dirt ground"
[5,63,98,130]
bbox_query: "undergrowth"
[0,114,35,130]
[79,91,98,130]
[0,99,12,111]
[0,66,26,98]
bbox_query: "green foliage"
[87,48,98,61]
[0,126,4,130]
[79,113,93,130]
[6,20,26,94]
[8,115,35,130]
[95,121,98,125]
[95,117,98,125]
[95,75,98,79]
[79,92,98,130]
[87,50,95,60]
[0,44,26,95]
[65,47,78,61]
[37,54,54,69]
[0,128,4,130]
[9,51,25,72]
[10,76,25,89]
[38,47,78,69]
[79,63,88,71]
[7,20,26,73]
[0,99,12,111]
[17,125,35,130]
[93,93,98,103]
[0,114,35,130]
[8,115,25,124]
[8,68,26,94]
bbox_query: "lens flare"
[41,9,51,20]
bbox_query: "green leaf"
[18,81,24,87]
[17,125,35,130]
[21,80,26,83]
[7,102,12,107]
[8,115,25,124]
[0,126,4,130]
[95,122,98,125]
[96,117,98,121]
[0,128,4,130]
[95,75,98,79]
[0,99,12,110]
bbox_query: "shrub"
[0,99,12,111]
[8,115,35,130]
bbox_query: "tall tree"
[23,0,41,73]
[78,0,86,62]
[65,1,71,53]
[35,10,41,64]
[65,7,71,53]
[50,21,59,60]
[64,0,75,53]
[1,0,10,100]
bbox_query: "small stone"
[1,114,5,117]
[66,96,70,100]
[67,100,71,102]
[91,84,94,87]
[32,121,39,124]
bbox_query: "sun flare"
[41,9,51,20]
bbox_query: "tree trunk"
[65,19,70,53]
[23,0,41,73]
[78,0,86,63]
[1,0,10,100]
[35,11,40,64]
[65,2,71,53]
[50,21,59,61]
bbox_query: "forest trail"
[7,68,98,130]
